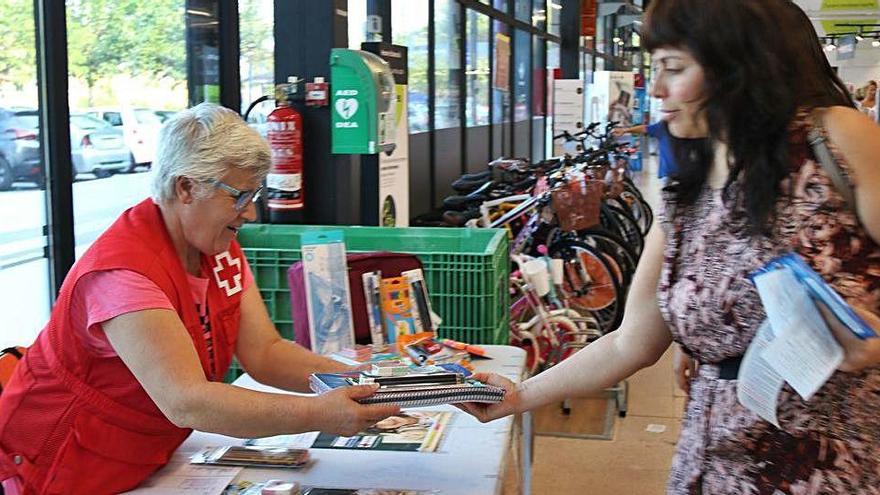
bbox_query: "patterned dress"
[656,112,880,494]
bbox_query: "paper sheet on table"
[736,319,783,427]
[244,431,320,449]
[125,457,241,495]
[751,267,843,400]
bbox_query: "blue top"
[647,121,676,179]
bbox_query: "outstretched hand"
[455,372,520,423]
[314,384,401,437]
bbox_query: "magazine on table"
[311,410,454,453]
[243,411,454,453]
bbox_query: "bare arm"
[815,107,880,371]
[461,225,672,421]
[103,309,398,438]
[628,124,649,135]
[611,125,648,138]
[234,284,350,393]
[513,225,671,410]
[821,106,880,244]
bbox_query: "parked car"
[153,109,178,122]
[0,109,133,190]
[84,107,162,171]
[0,108,43,190]
[69,114,132,178]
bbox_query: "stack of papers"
[309,371,504,408]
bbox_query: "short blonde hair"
[151,103,271,202]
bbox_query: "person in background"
[859,80,877,122]
[612,120,705,180]
[460,1,880,493]
[0,103,399,494]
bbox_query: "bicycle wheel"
[541,316,582,369]
[621,179,654,235]
[577,228,638,291]
[601,203,644,257]
[510,328,541,375]
[548,240,622,315]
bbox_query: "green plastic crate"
[237,223,509,346]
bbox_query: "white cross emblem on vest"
[212,251,242,297]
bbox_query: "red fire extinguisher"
[266,79,304,211]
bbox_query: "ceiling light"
[550,2,562,9]
[612,36,622,43]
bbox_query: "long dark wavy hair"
[642,0,854,234]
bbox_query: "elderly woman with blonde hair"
[0,103,398,494]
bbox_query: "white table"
[151,345,529,495]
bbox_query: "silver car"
[69,114,132,178]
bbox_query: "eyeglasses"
[207,178,263,212]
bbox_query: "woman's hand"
[818,302,880,372]
[673,346,696,394]
[455,373,520,423]
[611,127,629,138]
[312,384,401,436]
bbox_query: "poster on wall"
[363,43,410,227]
[587,71,635,130]
[552,79,585,156]
[837,34,857,61]
[494,34,511,92]
[379,85,410,226]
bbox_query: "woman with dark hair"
[460,1,880,492]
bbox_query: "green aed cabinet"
[330,48,397,155]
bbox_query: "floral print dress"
[656,112,880,494]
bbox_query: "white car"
[84,107,162,171]
[69,114,132,178]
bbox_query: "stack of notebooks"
[309,371,505,408]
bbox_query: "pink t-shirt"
[69,258,253,357]
[1,257,254,493]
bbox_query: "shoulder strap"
[806,112,857,211]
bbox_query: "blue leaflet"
[749,253,876,340]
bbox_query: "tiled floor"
[524,156,685,494]
[526,348,684,494]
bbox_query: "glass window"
[493,21,510,125]
[513,29,530,122]
[532,0,546,28]
[240,0,274,134]
[466,10,490,127]
[492,21,510,157]
[548,0,561,36]
[67,0,186,257]
[105,112,122,126]
[347,0,367,49]
[514,0,530,21]
[392,0,429,133]
[0,0,50,346]
[546,41,560,154]
[532,34,545,117]
[493,0,508,16]
[434,0,461,129]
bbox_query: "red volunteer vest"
[0,199,244,494]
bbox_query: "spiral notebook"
[308,371,505,408]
